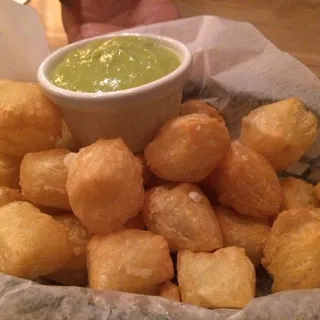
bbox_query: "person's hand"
[61,0,181,43]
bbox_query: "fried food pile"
[0,81,319,309]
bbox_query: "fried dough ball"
[177,247,255,309]
[180,100,224,123]
[0,153,21,188]
[142,183,223,252]
[20,149,71,210]
[240,98,318,171]
[215,206,271,266]
[0,186,24,207]
[0,202,73,279]
[51,213,91,270]
[136,153,153,185]
[145,114,231,182]
[159,281,181,302]
[208,140,282,218]
[280,177,318,210]
[67,139,144,234]
[87,229,174,294]
[55,121,79,152]
[140,284,161,296]
[0,80,62,157]
[262,208,320,292]
[125,213,145,230]
[46,211,89,286]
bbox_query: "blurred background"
[28,0,320,78]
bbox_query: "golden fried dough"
[136,153,153,185]
[159,281,181,302]
[125,213,145,230]
[46,208,89,287]
[139,284,162,296]
[51,213,91,270]
[142,183,223,252]
[280,177,318,210]
[0,186,24,207]
[215,206,270,266]
[177,247,255,309]
[0,153,21,188]
[0,80,62,156]
[55,121,79,152]
[20,149,71,210]
[209,140,282,218]
[180,100,224,123]
[88,229,174,294]
[262,208,320,293]
[145,114,231,182]
[240,98,318,171]
[67,139,144,234]
[46,211,90,286]
[0,202,73,279]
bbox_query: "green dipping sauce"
[50,36,181,93]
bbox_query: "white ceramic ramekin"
[38,33,192,152]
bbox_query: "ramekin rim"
[37,32,192,101]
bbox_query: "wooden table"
[29,0,320,78]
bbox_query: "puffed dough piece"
[87,229,174,294]
[0,153,21,188]
[0,202,73,279]
[67,139,144,234]
[142,183,223,252]
[145,114,231,182]
[177,247,255,309]
[209,140,282,218]
[0,186,24,207]
[240,98,318,171]
[180,100,224,123]
[215,206,270,266]
[159,281,181,302]
[139,284,162,296]
[262,208,320,293]
[51,213,91,270]
[0,80,62,157]
[20,149,71,210]
[280,177,318,210]
[46,213,91,286]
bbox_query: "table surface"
[29,0,320,78]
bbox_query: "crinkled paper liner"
[1,1,320,318]
[1,274,320,320]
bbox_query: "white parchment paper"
[0,1,320,319]
[0,0,49,81]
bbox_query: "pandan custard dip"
[49,36,181,93]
